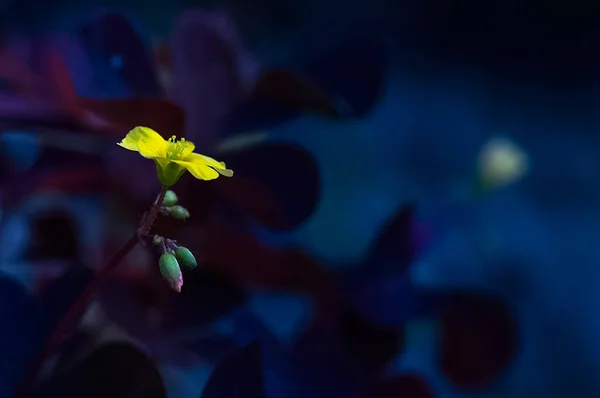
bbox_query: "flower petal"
[138,138,169,159]
[182,153,234,177]
[118,126,165,151]
[174,159,220,180]
[117,140,139,151]
[178,140,196,159]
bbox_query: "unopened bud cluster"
[161,190,190,220]
[152,190,197,292]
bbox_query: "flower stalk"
[140,186,169,235]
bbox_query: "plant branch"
[140,186,168,234]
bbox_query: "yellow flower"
[118,126,233,186]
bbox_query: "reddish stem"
[140,187,168,235]
[16,186,169,397]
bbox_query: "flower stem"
[16,187,169,397]
[140,186,168,234]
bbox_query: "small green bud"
[169,205,190,220]
[159,253,183,292]
[163,190,179,207]
[152,235,164,246]
[175,246,197,269]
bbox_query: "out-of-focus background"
[1,0,599,397]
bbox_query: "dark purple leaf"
[98,266,246,366]
[217,142,320,230]
[40,342,166,398]
[169,9,250,150]
[78,13,162,97]
[223,34,386,134]
[26,211,79,261]
[364,203,417,273]
[305,34,386,118]
[50,330,96,376]
[200,341,265,398]
[343,272,441,326]
[337,308,404,374]
[225,100,299,135]
[162,267,247,332]
[79,98,186,138]
[366,373,435,398]
[0,275,40,397]
[38,262,93,337]
[185,336,240,364]
[291,313,365,398]
[437,289,518,389]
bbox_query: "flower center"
[166,135,187,160]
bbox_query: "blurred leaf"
[223,34,386,134]
[0,46,43,96]
[289,292,370,398]
[80,98,186,138]
[224,101,299,135]
[26,211,79,261]
[229,309,298,397]
[200,341,265,398]
[344,272,441,327]
[162,267,247,332]
[185,335,240,364]
[305,35,386,118]
[291,323,365,398]
[337,308,404,374]
[217,142,320,230]
[98,273,169,342]
[34,167,110,194]
[201,225,330,293]
[50,330,96,376]
[214,175,285,229]
[366,373,435,398]
[99,266,245,366]
[78,13,162,97]
[437,290,518,389]
[0,274,40,397]
[38,262,93,336]
[250,69,344,118]
[286,300,403,397]
[32,147,105,174]
[245,292,314,346]
[40,342,166,398]
[169,9,250,149]
[0,130,41,173]
[364,203,416,273]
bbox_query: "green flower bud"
[152,235,164,246]
[169,205,190,220]
[162,190,179,207]
[175,246,197,269]
[159,253,183,292]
